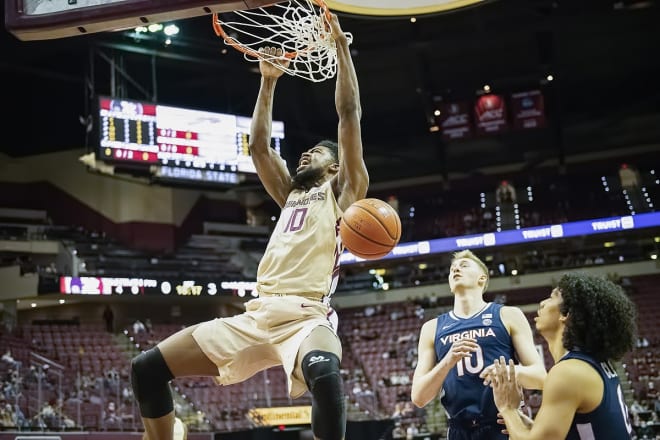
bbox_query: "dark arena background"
[1,0,659,439]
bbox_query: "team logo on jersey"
[440,328,496,345]
[307,355,330,367]
[482,313,492,326]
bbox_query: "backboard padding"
[5,0,279,41]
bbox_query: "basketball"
[340,198,402,260]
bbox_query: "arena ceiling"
[1,0,659,187]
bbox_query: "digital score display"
[97,96,285,183]
[59,276,258,298]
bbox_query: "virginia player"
[490,272,636,439]
[411,250,546,440]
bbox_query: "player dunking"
[129,13,367,440]
[489,272,636,439]
[411,250,546,440]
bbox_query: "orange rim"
[212,0,331,60]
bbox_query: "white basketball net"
[214,0,353,83]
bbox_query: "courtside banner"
[57,212,660,285]
[340,212,660,263]
[511,90,546,130]
[439,101,473,141]
[474,94,508,135]
[247,406,312,426]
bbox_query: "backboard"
[5,0,278,41]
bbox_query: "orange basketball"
[340,198,402,260]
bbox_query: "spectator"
[402,401,415,418]
[630,399,645,426]
[132,320,146,334]
[636,420,655,439]
[646,381,657,401]
[103,306,114,333]
[5,403,27,429]
[387,195,399,214]
[122,386,133,404]
[0,403,13,427]
[392,422,406,439]
[496,180,517,204]
[1,350,15,366]
[405,422,419,440]
[104,401,123,430]
[391,402,404,420]
[144,318,153,334]
[527,389,542,417]
[618,163,640,190]
[360,381,373,396]
[37,400,57,428]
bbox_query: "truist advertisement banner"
[474,94,508,135]
[511,89,546,129]
[438,101,473,141]
[339,212,660,264]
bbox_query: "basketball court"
[1,1,658,439]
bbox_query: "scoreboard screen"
[97,96,285,184]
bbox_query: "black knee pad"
[301,351,346,440]
[131,347,174,418]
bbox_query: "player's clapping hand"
[258,47,290,79]
[444,337,479,366]
[480,357,514,386]
[490,357,523,411]
[497,410,533,435]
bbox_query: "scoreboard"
[97,96,285,184]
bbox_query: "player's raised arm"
[249,47,293,207]
[504,306,547,389]
[327,14,369,210]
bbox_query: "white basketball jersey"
[257,180,343,299]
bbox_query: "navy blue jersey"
[562,351,633,440]
[434,302,514,423]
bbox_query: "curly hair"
[558,272,637,362]
[316,140,338,163]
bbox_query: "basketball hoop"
[212,0,352,82]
